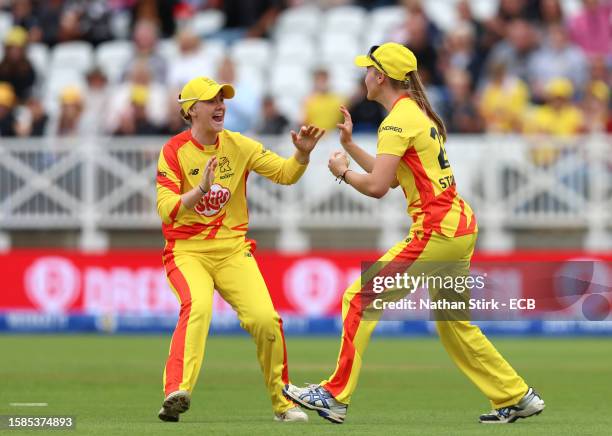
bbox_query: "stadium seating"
[189,10,226,37]
[230,38,272,71]
[50,41,94,74]
[322,5,367,35]
[95,40,135,83]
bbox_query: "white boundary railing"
[0,134,610,252]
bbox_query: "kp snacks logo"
[195,183,231,217]
[25,257,80,313]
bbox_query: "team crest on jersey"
[195,183,231,217]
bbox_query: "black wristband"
[341,169,352,184]
[198,184,207,195]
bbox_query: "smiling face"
[188,91,226,134]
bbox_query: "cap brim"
[354,55,375,68]
[200,83,235,101]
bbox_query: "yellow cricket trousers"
[161,239,294,414]
[321,229,529,409]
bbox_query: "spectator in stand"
[124,19,167,84]
[129,0,177,38]
[215,57,260,132]
[15,95,49,137]
[588,55,611,85]
[216,0,285,44]
[568,0,611,57]
[527,24,588,101]
[456,0,488,53]
[442,69,484,133]
[167,28,215,90]
[107,59,168,134]
[390,1,443,84]
[255,96,289,135]
[478,61,530,133]
[0,27,36,103]
[345,81,386,134]
[0,82,17,137]
[525,78,584,136]
[81,68,110,135]
[486,19,539,83]
[159,95,187,136]
[32,0,64,46]
[538,0,565,25]
[582,81,611,133]
[439,22,485,88]
[524,78,585,166]
[49,86,86,137]
[10,0,40,40]
[113,85,160,136]
[485,0,530,40]
[302,68,344,130]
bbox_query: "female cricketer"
[283,43,545,424]
[156,76,324,423]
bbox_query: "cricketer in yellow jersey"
[156,76,325,423]
[283,43,545,425]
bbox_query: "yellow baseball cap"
[0,82,15,107]
[178,77,235,113]
[354,43,418,81]
[546,78,573,99]
[4,26,28,47]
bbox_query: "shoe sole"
[158,392,191,422]
[282,387,344,424]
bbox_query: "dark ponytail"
[390,71,447,142]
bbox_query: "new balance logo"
[189,168,199,175]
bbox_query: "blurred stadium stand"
[0,0,610,253]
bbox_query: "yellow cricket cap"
[4,26,28,47]
[0,82,15,107]
[546,77,573,99]
[354,43,417,81]
[178,77,235,113]
[131,85,149,106]
[60,86,82,105]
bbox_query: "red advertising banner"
[1,250,610,319]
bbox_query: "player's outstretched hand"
[199,156,217,193]
[291,125,326,155]
[337,106,353,148]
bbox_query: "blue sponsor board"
[1,312,612,335]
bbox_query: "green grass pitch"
[0,335,611,435]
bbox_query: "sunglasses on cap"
[368,45,388,75]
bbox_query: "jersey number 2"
[430,127,450,169]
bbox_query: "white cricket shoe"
[479,387,545,424]
[283,383,347,424]
[158,390,191,422]
[274,406,309,422]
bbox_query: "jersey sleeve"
[156,143,187,224]
[244,135,307,185]
[376,113,421,157]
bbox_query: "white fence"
[0,134,610,252]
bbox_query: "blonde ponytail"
[390,71,447,142]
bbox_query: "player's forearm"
[293,149,311,165]
[344,170,389,199]
[343,141,375,173]
[181,185,207,210]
